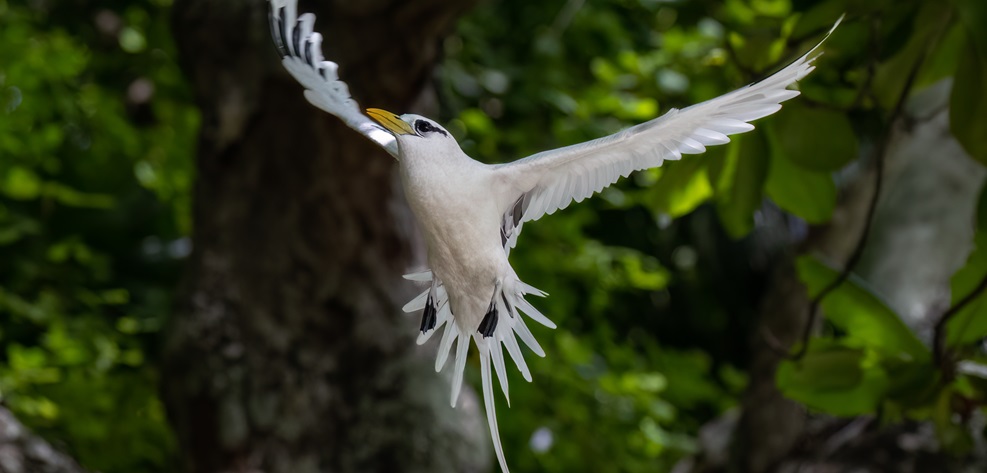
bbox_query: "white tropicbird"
[268,1,840,470]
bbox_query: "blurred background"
[0,0,986,472]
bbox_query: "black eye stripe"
[414,120,448,137]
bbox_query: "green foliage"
[776,341,890,416]
[777,256,936,415]
[945,183,987,347]
[1,0,984,471]
[764,144,836,223]
[949,0,987,164]
[949,33,987,165]
[709,134,767,238]
[796,256,928,360]
[448,0,986,470]
[0,0,194,470]
[772,0,987,455]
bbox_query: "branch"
[933,272,987,368]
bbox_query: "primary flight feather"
[267,1,840,470]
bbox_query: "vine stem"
[933,272,987,369]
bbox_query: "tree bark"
[163,1,486,472]
[0,407,89,473]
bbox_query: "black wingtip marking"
[292,19,303,58]
[420,296,437,334]
[478,305,498,338]
[277,7,288,55]
[304,39,313,66]
[267,10,280,53]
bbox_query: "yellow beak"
[366,108,415,135]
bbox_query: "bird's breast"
[399,159,507,321]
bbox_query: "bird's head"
[366,108,460,160]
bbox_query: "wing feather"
[494,17,841,232]
[268,0,399,157]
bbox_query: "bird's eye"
[414,120,447,137]
[415,120,433,135]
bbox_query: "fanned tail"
[401,269,554,472]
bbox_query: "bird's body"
[266,1,842,470]
[400,137,505,327]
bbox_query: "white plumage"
[267,1,840,470]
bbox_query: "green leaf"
[914,23,964,91]
[796,255,930,361]
[764,148,836,223]
[791,0,846,40]
[776,341,890,416]
[950,0,987,55]
[884,358,938,407]
[0,214,40,245]
[872,2,950,109]
[945,182,987,346]
[2,166,42,200]
[650,158,713,218]
[728,31,785,73]
[710,133,768,239]
[949,33,987,165]
[934,387,974,455]
[767,103,858,172]
[44,182,114,208]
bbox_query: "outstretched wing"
[494,18,841,239]
[269,0,398,157]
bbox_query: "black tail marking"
[420,296,437,333]
[500,292,513,318]
[478,304,498,338]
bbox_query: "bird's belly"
[402,171,506,326]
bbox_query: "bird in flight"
[267,1,839,470]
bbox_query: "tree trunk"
[163,1,486,472]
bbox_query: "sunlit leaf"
[796,255,930,361]
[649,158,713,218]
[2,166,42,200]
[776,341,890,416]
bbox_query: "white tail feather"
[512,315,546,357]
[402,289,428,313]
[450,330,470,407]
[502,334,532,382]
[435,321,458,372]
[515,297,557,329]
[489,339,511,407]
[402,270,433,281]
[480,349,511,473]
[404,272,555,471]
